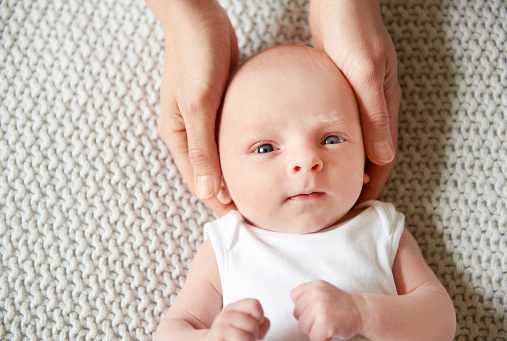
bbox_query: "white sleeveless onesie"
[204,200,405,341]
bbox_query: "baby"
[155,45,456,341]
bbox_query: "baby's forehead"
[224,46,347,105]
[234,45,338,81]
[218,45,356,131]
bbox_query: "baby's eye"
[255,144,276,154]
[322,135,344,145]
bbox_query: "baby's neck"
[244,206,366,234]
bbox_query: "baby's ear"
[216,177,232,205]
[363,172,370,184]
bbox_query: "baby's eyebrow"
[318,112,347,125]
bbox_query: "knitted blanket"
[1,0,505,339]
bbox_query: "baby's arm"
[291,229,456,341]
[357,228,456,340]
[155,240,269,341]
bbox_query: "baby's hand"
[206,298,270,341]
[291,280,363,341]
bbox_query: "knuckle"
[187,146,211,168]
[156,114,187,152]
[179,83,221,119]
[354,55,385,82]
[313,280,328,290]
[366,111,391,130]
[251,300,264,315]
[242,298,261,310]
[156,96,185,132]
[250,298,262,309]
[221,304,234,313]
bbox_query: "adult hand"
[145,0,238,216]
[310,0,401,201]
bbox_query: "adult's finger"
[158,99,236,216]
[354,49,400,166]
[355,57,400,200]
[181,84,223,200]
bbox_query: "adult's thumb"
[357,84,396,165]
[183,98,222,200]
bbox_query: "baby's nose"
[291,152,323,174]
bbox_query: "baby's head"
[218,45,369,234]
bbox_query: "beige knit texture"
[1,0,506,339]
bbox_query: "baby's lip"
[287,191,325,201]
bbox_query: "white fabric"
[204,201,404,341]
[1,0,506,339]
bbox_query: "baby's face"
[218,46,368,233]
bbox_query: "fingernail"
[373,141,395,163]
[196,176,215,199]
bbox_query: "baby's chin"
[246,214,343,235]
[244,203,367,234]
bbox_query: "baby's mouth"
[287,192,325,201]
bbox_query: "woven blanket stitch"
[0,0,506,340]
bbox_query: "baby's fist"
[206,298,270,341]
[291,280,363,341]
